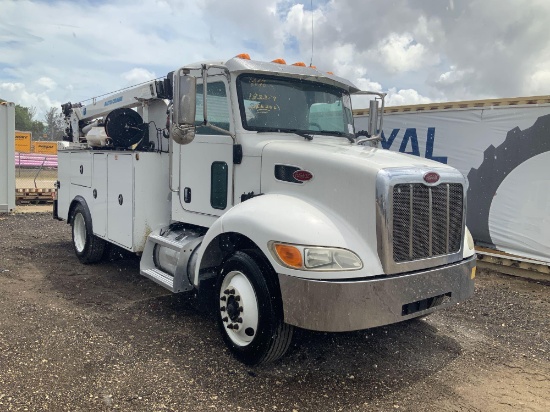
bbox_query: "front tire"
[71,203,107,264]
[216,251,293,365]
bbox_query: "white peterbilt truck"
[55,55,476,365]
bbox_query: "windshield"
[237,74,354,137]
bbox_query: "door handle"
[184,187,191,203]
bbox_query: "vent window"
[211,161,228,209]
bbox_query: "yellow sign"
[33,141,58,155]
[15,131,32,153]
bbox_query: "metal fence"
[15,152,57,204]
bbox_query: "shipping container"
[354,96,550,264]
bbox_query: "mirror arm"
[198,64,234,142]
[378,93,385,136]
[199,64,231,128]
[353,90,386,99]
[202,64,208,125]
[352,90,386,143]
[356,135,382,145]
[204,122,235,142]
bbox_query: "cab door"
[179,78,234,216]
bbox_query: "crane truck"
[54,54,476,365]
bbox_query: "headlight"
[269,242,363,271]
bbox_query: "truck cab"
[56,55,476,365]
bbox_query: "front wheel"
[71,203,107,264]
[216,251,293,365]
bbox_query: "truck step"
[140,268,174,291]
[148,233,188,250]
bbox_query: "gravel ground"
[0,212,548,411]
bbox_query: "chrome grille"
[393,183,463,263]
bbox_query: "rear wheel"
[71,203,107,264]
[216,251,293,365]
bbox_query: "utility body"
[55,55,476,364]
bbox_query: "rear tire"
[71,203,107,264]
[216,250,293,365]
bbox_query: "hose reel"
[104,108,148,148]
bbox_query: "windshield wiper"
[256,127,355,143]
[257,128,313,140]
[293,131,313,140]
[312,130,355,143]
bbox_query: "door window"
[195,81,230,135]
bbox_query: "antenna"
[310,0,314,67]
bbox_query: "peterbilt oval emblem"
[423,172,440,184]
[293,170,314,182]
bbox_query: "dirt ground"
[0,211,548,412]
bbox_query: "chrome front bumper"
[278,256,476,332]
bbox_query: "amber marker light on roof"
[309,65,317,69]
[271,58,287,64]
[327,71,334,75]
[236,53,251,60]
[274,244,303,268]
[292,62,306,67]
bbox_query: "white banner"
[355,104,550,263]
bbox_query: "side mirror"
[173,69,196,126]
[171,69,196,145]
[367,99,379,136]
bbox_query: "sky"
[2,0,550,121]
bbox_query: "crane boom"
[74,81,160,122]
[61,76,172,145]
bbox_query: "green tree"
[0,99,45,138]
[14,104,44,138]
[43,107,65,141]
